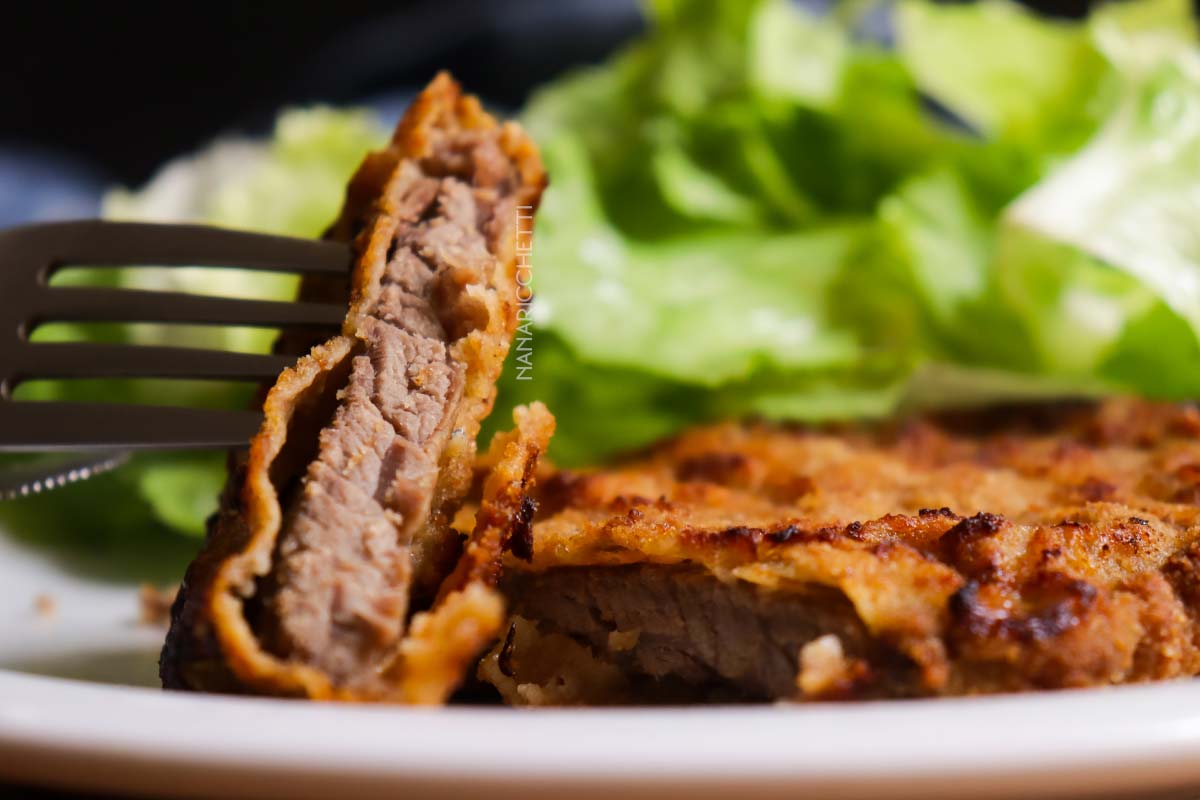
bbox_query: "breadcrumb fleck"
[798,635,847,697]
[139,584,178,627]
[33,593,56,619]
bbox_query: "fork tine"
[12,342,295,382]
[33,287,345,328]
[0,221,347,454]
[3,220,350,275]
[0,402,262,450]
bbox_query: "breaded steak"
[161,73,549,702]
[482,398,1200,703]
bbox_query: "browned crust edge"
[162,73,547,701]
[394,402,555,704]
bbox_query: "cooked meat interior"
[161,73,547,701]
[399,401,554,704]
[483,399,1200,703]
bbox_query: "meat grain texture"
[485,399,1200,703]
[161,73,548,702]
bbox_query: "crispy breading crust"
[397,402,554,704]
[505,398,1200,698]
[161,73,547,700]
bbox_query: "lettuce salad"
[5,0,1200,549]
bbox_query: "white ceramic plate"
[5,530,1200,799]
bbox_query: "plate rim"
[4,669,1200,799]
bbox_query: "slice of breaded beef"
[483,399,1200,703]
[161,73,548,701]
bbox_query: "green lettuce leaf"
[896,0,1107,147]
[529,134,870,385]
[501,0,1200,462]
[503,0,957,459]
[999,48,1200,395]
[885,0,1200,400]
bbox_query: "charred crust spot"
[504,496,537,562]
[948,580,983,632]
[1076,477,1117,502]
[520,450,540,486]
[939,513,1008,577]
[812,526,841,544]
[1039,547,1063,565]
[384,237,401,266]
[767,524,800,544]
[696,523,851,547]
[675,451,749,484]
[536,470,587,515]
[941,512,1005,544]
[1020,576,1098,641]
[950,574,1098,643]
[919,507,956,518]
[717,525,759,543]
[932,400,1086,436]
[497,624,517,678]
[678,526,756,556]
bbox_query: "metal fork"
[0,220,350,452]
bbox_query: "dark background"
[1,0,1097,189]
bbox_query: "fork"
[0,220,350,453]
